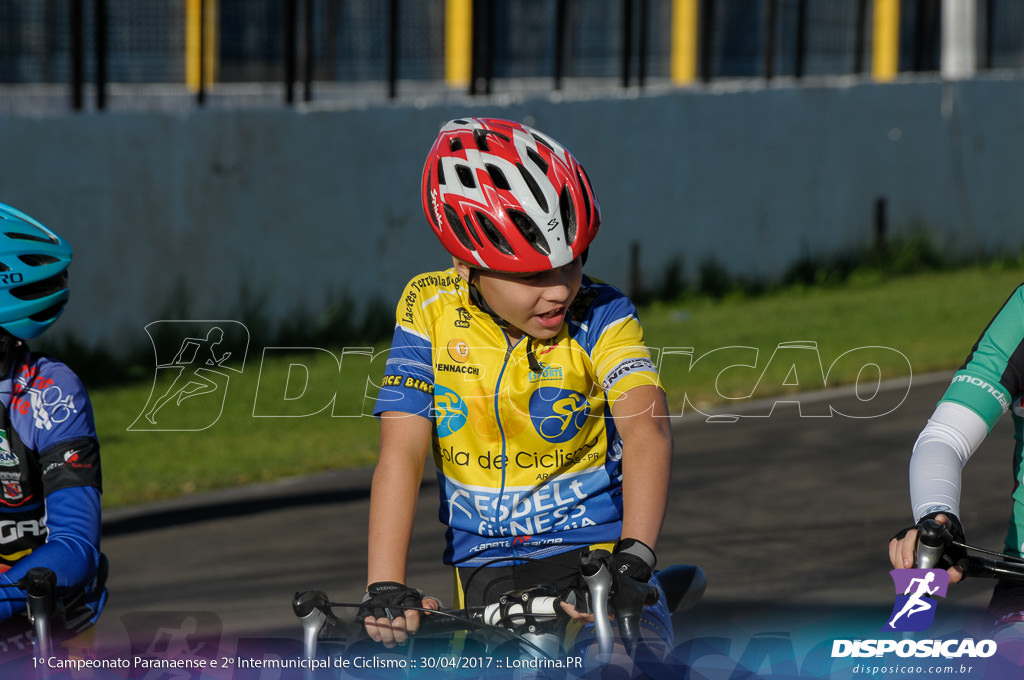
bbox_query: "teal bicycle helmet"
[0,203,72,340]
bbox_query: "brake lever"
[579,549,614,662]
[915,519,950,569]
[293,590,338,659]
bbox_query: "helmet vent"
[526,147,548,175]
[475,212,514,256]
[11,273,67,301]
[449,137,464,152]
[455,164,476,189]
[531,133,553,151]
[0,261,10,273]
[444,205,477,251]
[559,187,577,245]
[18,254,59,267]
[507,210,550,256]
[473,129,490,152]
[436,159,446,185]
[577,168,592,220]
[516,164,548,213]
[485,164,510,191]
[5,231,56,245]
[29,302,65,323]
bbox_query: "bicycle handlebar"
[914,519,1024,581]
[294,549,666,664]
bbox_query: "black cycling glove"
[612,538,657,584]
[357,581,424,622]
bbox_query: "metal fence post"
[70,0,84,111]
[388,0,399,99]
[285,0,297,104]
[95,0,108,109]
[554,0,568,89]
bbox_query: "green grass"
[93,265,1024,509]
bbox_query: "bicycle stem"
[21,568,56,659]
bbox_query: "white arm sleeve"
[909,401,990,522]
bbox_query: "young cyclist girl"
[359,118,674,654]
[889,283,1024,627]
[0,203,105,647]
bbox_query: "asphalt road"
[93,370,1016,657]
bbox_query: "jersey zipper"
[492,328,521,557]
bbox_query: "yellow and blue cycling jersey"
[374,268,662,567]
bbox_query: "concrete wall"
[2,74,1023,351]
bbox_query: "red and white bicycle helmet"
[422,118,600,273]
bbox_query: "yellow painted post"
[671,0,699,85]
[872,0,900,82]
[186,0,218,92]
[446,0,473,87]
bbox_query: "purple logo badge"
[884,569,949,632]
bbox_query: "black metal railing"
[0,0,1021,114]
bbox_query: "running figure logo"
[884,569,950,632]
[129,321,248,431]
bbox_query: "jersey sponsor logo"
[0,471,30,505]
[0,432,16,467]
[435,385,469,437]
[438,437,601,476]
[951,374,1011,410]
[445,476,594,538]
[454,307,472,329]
[63,448,93,470]
[529,388,591,443]
[381,374,433,394]
[11,368,80,431]
[0,518,45,544]
[601,357,656,391]
[447,339,471,363]
[436,362,481,376]
[528,364,564,383]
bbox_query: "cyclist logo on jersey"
[530,387,591,443]
[129,321,248,432]
[26,385,78,431]
[435,385,468,438]
[884,569,949,632]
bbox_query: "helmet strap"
[466,270,510,330]
[0,332,22,381]
[465,270,546,373]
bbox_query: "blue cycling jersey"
[0,348,103,622]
